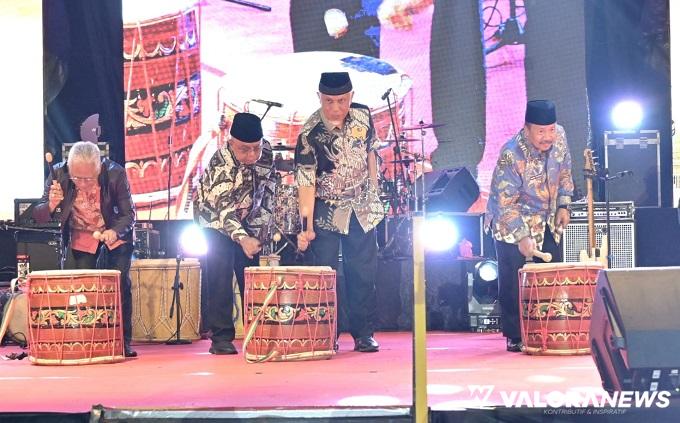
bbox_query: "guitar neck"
[586,177,596,251]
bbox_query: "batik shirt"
[485,124,574,248]
[194,140,276,242]
[295,104,385,234]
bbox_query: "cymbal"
[401,123,446,131]
[272,144,295,151]
[384,138,422,143]
[387,159,416,164]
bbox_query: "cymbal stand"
[384,92,412,216]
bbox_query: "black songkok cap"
[230,112,263,142]
[525,100,557,125]
[319,72,353,95]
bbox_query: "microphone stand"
[599,169,632,268]
[166,135,172,221]
[166,245,191,345]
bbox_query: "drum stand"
[166,250,191,345]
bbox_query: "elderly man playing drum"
[485,100,574,352]
[194,112,276,355]
[33,141,137,357]
[295,72,385,353]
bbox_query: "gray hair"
[67,141,101,170]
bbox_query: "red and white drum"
[27,270,124,365]
[244,266,336,362]
[519,262,604,355]
[123,1,201,217]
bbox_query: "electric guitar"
[579,149,608,267]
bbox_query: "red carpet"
[0,332,612,414]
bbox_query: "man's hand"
[297,230,316,252]
[95,229,118,243]
[518,236,537,259]
[239,236,262,259]
[48,180,64,213]
[555,207,570,234]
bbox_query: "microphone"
[252,99,283,108]
[381,88,392,101]
[302,216,308,232]
[617,170,633,177]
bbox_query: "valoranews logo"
[468,385,672,409]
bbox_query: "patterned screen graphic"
[122,0,588,220]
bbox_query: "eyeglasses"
[70,176,98,183]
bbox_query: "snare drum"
[130,258,201,342]
[27,270,124,365]
[519,262,604,355]
[123,0,201,215]
[244,266,336,362]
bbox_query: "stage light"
[179,224,207,257]
[475,259,498,282]
[611,100,643,130]
[422,215,459,252]
[472,259,499,305]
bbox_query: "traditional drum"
[519,262,604,355]
[123,1,201,217]
[130,258,201,342]
[244,266,336,363]
[27,270,124,365]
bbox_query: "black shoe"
[209,340,238,355]
[354,336,379,353]
[506,337,523,353]
[124,346,138,358]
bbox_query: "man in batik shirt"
[194,112,275,355]
[485,100,574,352]
[295,72,385,353]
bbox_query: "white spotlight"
[475,260,498,282]
[422,216,459,252]
[179,224,208,257]
[611,100,643,130]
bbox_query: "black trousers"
[495,227,563,340]
[203,228,257,343]
[71,242,133,347]
[308,212,378,340]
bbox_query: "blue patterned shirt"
[485,124,574,247]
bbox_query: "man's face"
[229,137,263,165]
[524,123,557,152]
[319,91,353,126]
[69,161,100,188]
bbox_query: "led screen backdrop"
[122,0,589,220]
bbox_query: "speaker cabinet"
[562,221,635,268]
[422,167,479,213]
[590,268,680,393]
[604,130,661,207]
[15,230,74,271]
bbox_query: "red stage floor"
[0,332,621,414]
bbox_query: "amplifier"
[562,221,635,268]
[569,201,634,222]
[133,227,161,259]
[14,198,60,229]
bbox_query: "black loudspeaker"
[422,167,479,213]
[590,268,680,393]
[15,230,74,271]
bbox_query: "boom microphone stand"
[166,243,191,345]
[599,168,633,268]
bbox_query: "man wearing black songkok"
[295,71,385,353]
[485,100,574,352]
[194,112,276,355]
